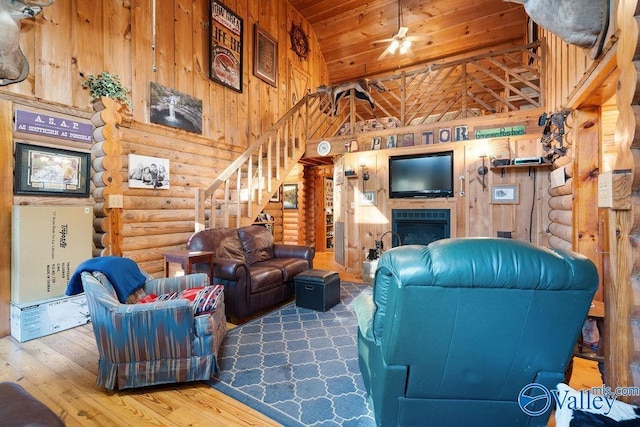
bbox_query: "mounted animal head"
[0,0,54,86]
[506,0,608,50]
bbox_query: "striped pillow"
[137,284,224,315]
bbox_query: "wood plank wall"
[0,0,329,334]
[335,110,550,274]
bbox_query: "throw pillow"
[136,285,224,315]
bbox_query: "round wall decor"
[317,140,331,156]
[290,23,310,60]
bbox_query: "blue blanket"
[66,256,147,303]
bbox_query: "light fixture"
[361,162,370,192]
[400,39,411,55]
[374,0,425,60]
[477,155,488,191]
[389,39,400,54]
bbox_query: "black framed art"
[14,142,91,197]
[210,1,243,92]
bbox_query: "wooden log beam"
[549,194,573,210]
[606,0,639,398]
[549,222,573,243]
[548,177,573,196]
[548,235,572,251]
[548,209,572,226]
[573,108,602,300]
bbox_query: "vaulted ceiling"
[290,0,528,84]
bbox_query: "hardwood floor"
[0,251,602,426]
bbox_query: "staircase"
[194,94,335,230]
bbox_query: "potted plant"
[82,71,132,113]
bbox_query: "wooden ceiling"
[289,0,528,84]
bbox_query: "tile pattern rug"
[208,282,375,427]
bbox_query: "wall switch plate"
[108,194,123,209]
[598,171,613,208]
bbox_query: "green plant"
[82,71,132,111]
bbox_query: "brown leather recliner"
[187,226,315,323]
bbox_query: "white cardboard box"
[10,294,90,342]
[12,205,93,304]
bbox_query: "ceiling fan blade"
[407,34,428,42]
[378,47,392,60]
[372,37,395,45]
[397,27,409,37]
[405,47,416,58]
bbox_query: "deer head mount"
[0,0,55,86]
[506,0,609,58]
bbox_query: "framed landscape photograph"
[283,184,298,209]
[14,143,90,197]
[210,1,243,92]
[491,184,520,204]
[150,82,203,134]
[253,24,278,87]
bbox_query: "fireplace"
[391,209,450,247]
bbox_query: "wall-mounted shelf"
[490,162,551,177]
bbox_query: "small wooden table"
[163,250,215,282]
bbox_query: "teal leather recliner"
[354,238,598,427]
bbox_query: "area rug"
[207,281,376,427]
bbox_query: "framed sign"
[210,1,243,92]
[253,24,278,87]
[491,184,520,204]
[14,143,90,197]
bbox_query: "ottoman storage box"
[295,269,340,312]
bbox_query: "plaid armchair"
[81,269,226,390]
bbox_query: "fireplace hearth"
[391,209,450,247]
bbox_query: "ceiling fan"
[374,0,425,60]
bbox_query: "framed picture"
[454,125,469,141]
[283,184,298,209]
[14,143,91,197]
[270,185,281,202]
[422,131,434,145]
[402,133,414,147]
[150,82,203,134]
[491,184,520,204]
[386,135,397,149]
[210,1,243,92]
[253,24,278,87]
[371,137,382,150]
[128,154,170,189]
[438,128,452,143]
[359,190,376,206]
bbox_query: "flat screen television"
[388,151,454,198]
